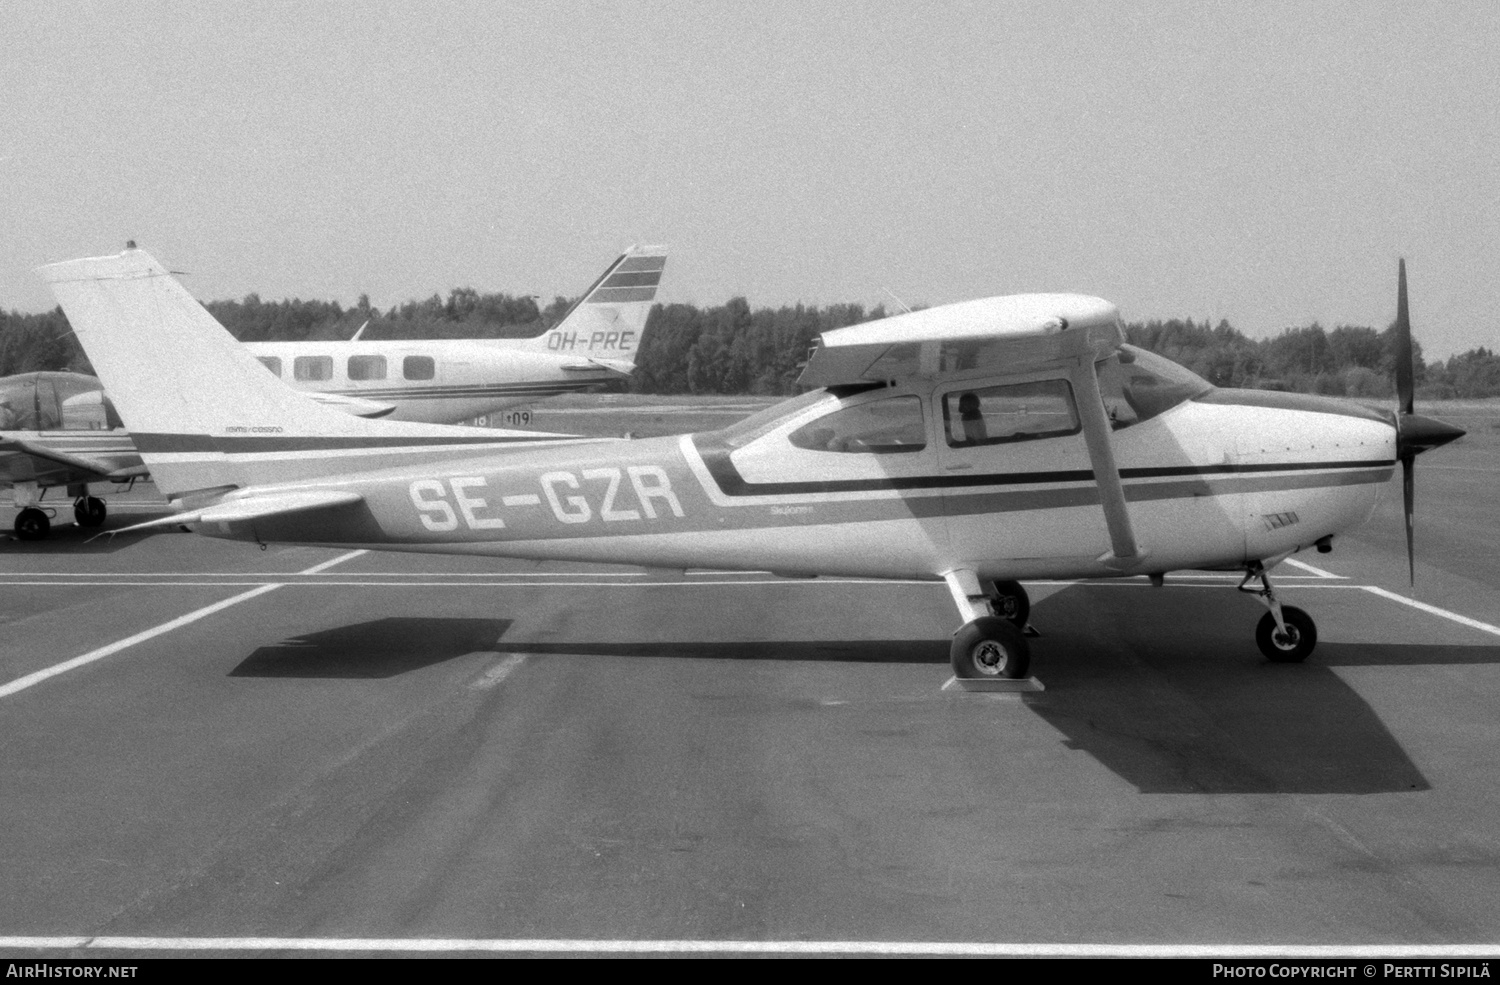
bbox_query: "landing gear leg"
[944,570,1032,679]
[1240,562,1317,663]
[984,579,1031,629]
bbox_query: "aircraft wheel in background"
[14,508,51,541]
[985,579,1030,627]
[74,497,107,527]
[951,616,1030,679]
[1256,606,1317,663]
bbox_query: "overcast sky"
[3,1,1497,358]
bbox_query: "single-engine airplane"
[2,245,666,539]
[40,246,1464,678]
[0,370,143,537]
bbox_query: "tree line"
[3,286,1498,399]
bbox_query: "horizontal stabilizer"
[102,488,365,538]
[560,357,636,375]
[305,391,398,418]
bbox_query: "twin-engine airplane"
[40,247,1463,678]
[2,245,665,539]
[242,243,667,423]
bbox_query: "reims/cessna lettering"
[40,247,1463,680]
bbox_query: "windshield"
[718,383,894,449]
[0,372,119,431]
[1097,345,1214,428]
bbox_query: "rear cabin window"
[258,356,282,377]
[788,395,926,454]
[403,355,436,381]
[943,380,1079,447]
[293,355,333,382]
[347,355,387,381]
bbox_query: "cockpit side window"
[942,380,1079,447]
[788,394,926,454]
[1097,345,1215,428]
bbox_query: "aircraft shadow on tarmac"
[494,584,1496,796]
[1015,584,1480,796]
[492,639,952,663]
[230,617,511,679]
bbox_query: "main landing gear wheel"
[74,497,106,528]
[951,616,1031,679]
[1256,606,1317,663]
[14,507,50,541]
[986,579,1030,628]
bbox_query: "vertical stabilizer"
[37,247,570,497]
[528,244,667,371]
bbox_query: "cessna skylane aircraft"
[40,246,1463,678]
[2,245,666,539]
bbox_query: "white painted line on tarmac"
[1360,586,1500,638]
[297,549,368,574]
[1283,557,1345,579]
[0,584,281,700]
[469,653,527,690]
[0,578,1360,589]
[3,936,1499,957]
[0,550,368,701]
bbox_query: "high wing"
[798,294,1124,387]
[800,293,1144,570]
[0,435,146,486]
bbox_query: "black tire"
[986,579,1030,627]
[1256,606,1317,663]
[15,508,50,541]
[74,497,107,528]
[951,616,1031,679]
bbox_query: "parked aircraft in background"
[0,371,143,537]
[242,244,667,424]
[42,247,1463,677]
[1,245,665,539]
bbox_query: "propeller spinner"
[1390,259,1466,584]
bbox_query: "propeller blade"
[1395,258,1414,416]
[1402,454,1416,586]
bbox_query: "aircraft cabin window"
[788,395,926,454]
[258,357,282,377]
[942,380,1080,447]
[293,355,333,382]
[1097,345,1215,428]
[403,355,436,381]
[348,355,388,381]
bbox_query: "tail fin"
[37,247,567,498]
[525,244,667,372]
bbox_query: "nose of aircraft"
[1397,413,1466,457]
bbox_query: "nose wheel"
[1241,563,1318,663]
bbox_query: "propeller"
[1390,259,1466,584]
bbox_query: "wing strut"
[1069,356,1144,567]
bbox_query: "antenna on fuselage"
[349,320,370,342]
